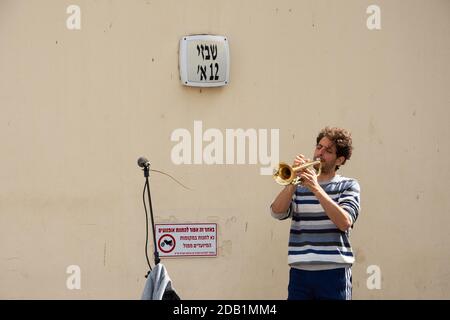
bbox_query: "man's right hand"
[294,154,311,177]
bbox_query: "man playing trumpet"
[271,126,361,300]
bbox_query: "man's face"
[313,137,344,174]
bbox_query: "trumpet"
[273,159,322,186]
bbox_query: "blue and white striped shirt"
[271,175,361,269]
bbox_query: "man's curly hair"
[316,127,353,170]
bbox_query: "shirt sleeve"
[338,179,361,225]
[270,199,293,220]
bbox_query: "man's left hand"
[299,168,320,193]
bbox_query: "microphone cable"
[141,167,192,276]
[142,180,152,273]
[150,169,192,191]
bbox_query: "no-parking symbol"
[158,234,176,254]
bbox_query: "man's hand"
[293,155,319,191]
[299,167,320,193]
[293,154,307,167]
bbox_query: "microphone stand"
[142,164,160,272]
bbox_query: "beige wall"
[1,0,449,299]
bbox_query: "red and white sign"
[155,223,217,257]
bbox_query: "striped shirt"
[271,175,361,270]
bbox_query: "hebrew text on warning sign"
[155,223,217,257]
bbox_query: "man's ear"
[336,156,346,166]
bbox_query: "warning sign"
[155,223,217,257]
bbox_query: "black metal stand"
[143,165,160,267]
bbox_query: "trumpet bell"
[273,160,322,186]
[273,162,296,186]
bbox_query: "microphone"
[137,157,150,168]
